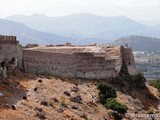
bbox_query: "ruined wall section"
[109,46,123,74]
[121,46,137,75]
[0,35,22,68]
[73,52,116,79]
[114,56,122,74]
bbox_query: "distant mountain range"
[1,13,160,48]
[6,13,160,41]
[0,19,72,45]
[114,35,160,52]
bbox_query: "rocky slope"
[0,71,160,120]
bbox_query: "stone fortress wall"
[0,34,137,79]
[0,35,22,67]
[23,45,137,79]
[121,46,137,75]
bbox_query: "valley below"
[134,52,160,80]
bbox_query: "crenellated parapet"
[0,35,22,71]
[0,35,19,45]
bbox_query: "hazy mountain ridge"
[0,18,72,45]
[114,35,160,52]
[6,13,160,40]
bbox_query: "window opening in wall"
[1,61,5,69]
[12,57,16,62]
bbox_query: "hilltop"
[0,19,72,45]
[114,35,160,52]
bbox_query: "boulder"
[63,91,71,96]
[70,95,82,103]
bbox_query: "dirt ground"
[0,73,160,120]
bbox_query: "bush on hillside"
[97,83,116,104]
[148,79,160,92]
[135,72,145,80]
[105,98,128,114]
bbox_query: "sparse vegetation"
[61,102,68,108]
[111,112,123,120]
[97,83,128,120]
[105,98,128,114]
[48,99,55,107]
[135,72,144,80]
[97,83,116,104]
[148,79,160,92]
[70,95,82,103]
[0,66,155,120]
[60,96,68,107]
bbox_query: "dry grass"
[0,76,109,119]
[0,109,34,120]
[1,74,160,120]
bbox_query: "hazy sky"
[0,0,160,21]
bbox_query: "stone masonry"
[0,35,22,67]
[0,34,137,79]
[0,35,22,78]
[23,46,137,79]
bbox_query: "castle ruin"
[0,35,22,78]
[0,35,22,63]
[0,35,137,79]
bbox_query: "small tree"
[97,83,116,104]
[105,98,128,115]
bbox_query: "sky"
[0,0,160,22]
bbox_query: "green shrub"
[98,93,107,104]
[112,112,123,120]
[148,79,160,92]
[134,72,145,82]
[61,102,68,108]
[105,98,128,114]
[48,99,55,107]
[97,83,116,104]
[137,72,144,78]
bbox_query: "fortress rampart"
[22,46,137,79]
[121,46,137,75]
[0,34,137,79]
